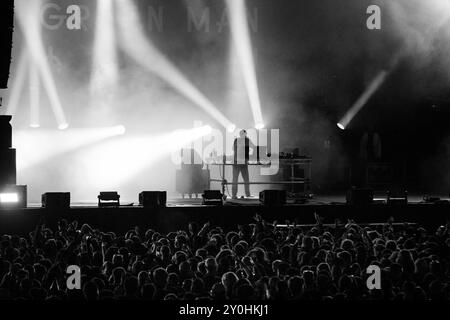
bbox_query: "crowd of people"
[0,214,449,300]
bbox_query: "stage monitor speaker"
[98,191,120,207]
[387,189,408,205]
[202,190,223,206]
[139,191,166,208]
[0,185,27,209]
[346,187,374,206]
[0,0,14,89]
[259,190,286,206]
[42,192,71,209]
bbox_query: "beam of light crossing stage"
[90,0,119,97]
[337,70,389,130]
[5,49,28,117]
[226,0,264,130]
[15,125,126,171]
[115,1,234,132]
[29,63,40,128]
[75,126,213,188]
[15,0,68,130]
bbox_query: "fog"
[2,0,449,202]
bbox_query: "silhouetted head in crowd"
[0,216,448,301]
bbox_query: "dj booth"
[175,148,312,198]
[206,157,312,195]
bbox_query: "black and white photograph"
[0,0,449,316]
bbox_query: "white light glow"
[58,123,69,130]
[227,124,237,133]
[337,123,345,130]
[227,0,264,128]
[5,49,28,116]
[0,193,19,203]
[15,0,68,129]
[73,126,213,188]
[91,0,119,96]
[115,1,234,130]
[15,125,128,170]
[29,63,40,128]
[338,70,388,129]
[255,123,265,130]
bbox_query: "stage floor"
[2,192,448,235]
[26,193,448,208]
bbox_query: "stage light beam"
[338,70,389,129]
[15,0,68,129]
[91,0,119,96]
[227,0,264,130]
[115,1,234,131]
[75,126,214,188]
[29,64,40,128]
[5,49,28,117]
[15,125,128,171]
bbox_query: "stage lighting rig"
[98,191,120,207]
[0,185,27,209]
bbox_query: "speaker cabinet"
[202,190,223,206]
[42,192,71,209]
[139,191,167,208]
[259,190,286,206]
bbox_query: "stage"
[0,193,448,235]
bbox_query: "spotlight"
[116,1,234,131]
[204,125,213,135]
[58,123,69,130]
[29,63,40,129]
[30,124,40,129]
[90,0,119,95]
[337,70,388,129]
[16,0,68,129]
[115,125,126,135]
[6,49,28,116]
[227,124,236,133]
[15,125,130,171]
[0,193,18,203]
[98,191,120,207]
[255,123,265,130]
[75,126,213,187]
[0,185,27,209]
[227,0,264,129]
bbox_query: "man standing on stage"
[232,129,256,199]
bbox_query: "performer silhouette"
[232,130,255,199]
